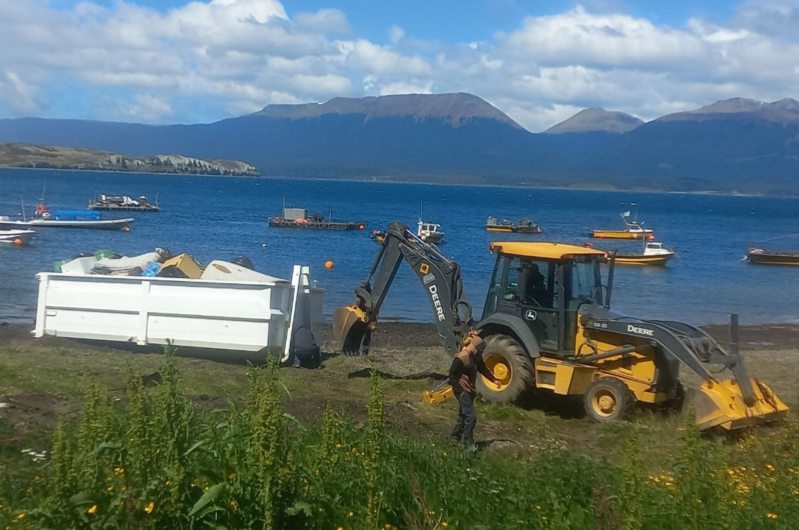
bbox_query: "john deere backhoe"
[333,222,788,430]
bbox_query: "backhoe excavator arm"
[333,222,473,356]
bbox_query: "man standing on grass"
[448,331,501,450]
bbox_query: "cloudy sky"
[2,0,798,131]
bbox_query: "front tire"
[476,334,534,403]
[584,377,635,422]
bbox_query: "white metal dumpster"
[33,264,323,358]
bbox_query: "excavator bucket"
[332,305,371,355]
[695,378,788,431]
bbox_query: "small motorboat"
[0,203,133,231]
[746,247,799,266]
[0,228,36,245]
[486,216,541,233]
[591,210,654,240]
[613,241,675,266]
[417,219,446,244]
[370,229,387,243]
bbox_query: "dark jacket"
[448,348,495,396]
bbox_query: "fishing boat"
[0,229,36,245]
[0,203,134,231]
[746,247,799,266]
[613,241,675,266]
[89,194,160,212]
[417,219,446,244]
[485,216,542,233]
[591,210,655,240]
[268,206,365,231]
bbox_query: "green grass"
[1,339,798,528]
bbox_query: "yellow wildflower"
[442,523,448,528]
[87,505,98,515]
[113,467,125,476]
[144,501,155,514]
[229,499,238,511]
[14,513,25,522]
[347,511,354,518]
[767,512,778,519]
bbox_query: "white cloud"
[0,71,41,115]
[379,81,433,96]
[499,6,707,68]
[388,25,404,44]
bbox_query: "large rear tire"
[584,377,635,422]
[476,334,534,403]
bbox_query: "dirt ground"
[2,319,799,456]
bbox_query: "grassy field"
[1,322,798,528]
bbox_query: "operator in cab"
[448,331,501,450]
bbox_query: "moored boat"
[486,216,541,233]
[89,194,160,212]
[591,210,654,240]
[0,228,36,245]
[417,219,446,244]
[613,241,675,266]
[746,247,799,266]
[0,203,133,231]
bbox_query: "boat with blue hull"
[0,203,133,231]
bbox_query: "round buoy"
[13,238,23,246]
[121,226,131,232]
[358,224,365,230]
[324,260,334,269]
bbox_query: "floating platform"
[268,218,366,231]
[88,194,160,212]
[268,206,365,231]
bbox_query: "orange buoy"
[324,260,334,269]
[13,238,23,246]
[358,223,365,230]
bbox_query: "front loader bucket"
[332,305,371,355]
[695,378,789,431]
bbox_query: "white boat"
[417,219,446,244]
[0,228,36,245]
[0,203,133,231]
[614,241,675,266]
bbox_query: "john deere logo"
[525,309,537,321]
[419,263,429,274]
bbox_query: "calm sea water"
[1,168,798,327]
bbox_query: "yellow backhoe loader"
[333,223,788,430]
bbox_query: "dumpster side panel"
[33,273,298,352]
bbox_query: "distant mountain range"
[0,93,797,194]
[0,144,259,176]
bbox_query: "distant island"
[0,143,259,176]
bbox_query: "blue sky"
[2,0,798,131]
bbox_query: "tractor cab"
[482,242,608,355]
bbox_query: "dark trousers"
[451,391,477,448]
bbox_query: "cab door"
[484,255,562,353]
